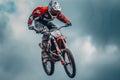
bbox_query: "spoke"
[67,63,73,74]
[47,62,51,72]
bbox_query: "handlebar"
[58,25,68,30]
[35,25,67,34]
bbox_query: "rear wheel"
[62,49,76,78]
[41,51,54,75]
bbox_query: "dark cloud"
[75,0,120,47]
[92,64,120,80]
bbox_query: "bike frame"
[47,30,67,64]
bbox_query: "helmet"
[48,0,61,16]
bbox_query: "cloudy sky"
[0,0,120,80]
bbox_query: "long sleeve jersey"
[28,6,71,27]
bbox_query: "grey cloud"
[0,1,16,43]
[79,1,120,80]
[91,64,120,80]
[60,0,120,79]
[0,33,45,80]
[73,50,120,80]
[0,1,31,80]
[74,0,120,47]
[89,53,120,80]
[0,1,16,13]
[0,13,9,44]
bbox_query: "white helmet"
[48,0,61,12]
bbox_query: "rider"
[28,0,72,52]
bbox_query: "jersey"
[28,6,71,28]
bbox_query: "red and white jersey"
[28,6,70,26]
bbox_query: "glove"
[65,22,72,27]
[28,25,34,30]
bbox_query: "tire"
[62,49,76,78]
[41,51,54,75]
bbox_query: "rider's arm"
[28,6,48,32]
[28,7,45,30]
[57,13,72,27]
[28,14,34,30]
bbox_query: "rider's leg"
[39,34,49,52]
[39,35,50,63]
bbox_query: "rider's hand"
[28,25,34,30]
[65,22,72,27]
[28,25,41,34]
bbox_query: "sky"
[0,0,120,80]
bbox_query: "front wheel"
[41,51,54,75]
[62,49,76,78]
